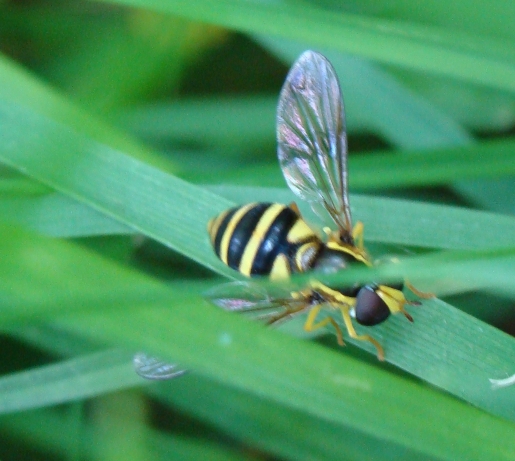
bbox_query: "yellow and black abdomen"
[208,202,321,280]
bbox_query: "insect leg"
[352,221,365,251]
[304,305,345,346]
[288,201,301,216]
[376,285,414,322]
[265,300,309,326]
[404,280,434,299]
[338,304,385,361]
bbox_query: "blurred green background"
[1,1,515,460]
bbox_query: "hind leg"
[265,301,309,326]
[405,280,434,299]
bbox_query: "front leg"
[338,304,385,361]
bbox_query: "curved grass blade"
[0,99,235,278]
[213,186,515,251]
[0,349,139,414]
[100,0,515,91]
[0,49,515,459]
[0,223,515,428]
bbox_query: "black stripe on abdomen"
[226,203,271,270]
[213,208,237,258]
[251,206,298,275]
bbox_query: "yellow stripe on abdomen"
[239,204,286,276]
[286,218,317,243]
[207,210,229,245]
[219,203,257,265]
[270,254,290,280]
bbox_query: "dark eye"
[355,286,390,326]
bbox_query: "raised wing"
[277,50,352,241]
[133,352,187,380]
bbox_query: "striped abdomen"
[208,203,321,280]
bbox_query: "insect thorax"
[310,246,367,296]
[312,245,365,273]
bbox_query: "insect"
[207,50,432,361]
[134,50,431,379]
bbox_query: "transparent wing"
[134,282,307,380]
[277,50,352,239]
[205,281,306,324]
[133,352,188,380]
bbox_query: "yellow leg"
[405,280,434,299]
[352,221,365,251]
[338,304,385,361]
[377,285,413,322]
[304,305,345,346]
[289,202,301,216]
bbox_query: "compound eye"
[355,286,390,326]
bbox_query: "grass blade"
[100,0,515,91]
[0,350,138,414]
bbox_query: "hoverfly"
[134,50,430,379]
[206,50,431,360]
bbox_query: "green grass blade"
[150,376,433,461]
[0,53,176,174]
[1,40,515,460]
[3,5,515,461]
[0,407,247,461]
[117,96,277,150]
[0,98,234,277]
[4,329,428,461]
[0,327,435,461]
[184,137,515,190]
[52,15,192,113]
[62,304,515,461]
[399,72,515,132]
[99,0,515,91]
[3,176,515,255]
[0,350,139,414]
[348,138,515,188]
[214,186,515,251]
[0,177,49,196]
[0,223,514,440]
[0,194,129,237]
